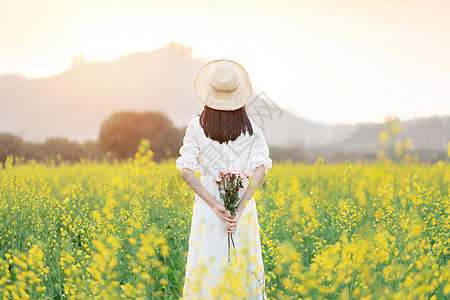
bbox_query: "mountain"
[0,42,204,142]
[0,41,448,152]
[324,116,449,153]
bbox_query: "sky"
[1,0,450,125]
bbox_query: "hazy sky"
[1,0,449,124]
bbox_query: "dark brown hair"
[197,105,254,144]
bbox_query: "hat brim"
[193,60,252,111]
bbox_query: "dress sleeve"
[175,118,202,172]
[247,123,273,173]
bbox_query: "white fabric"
[176,115,272,299]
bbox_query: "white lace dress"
[176,115,272,299]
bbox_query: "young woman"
[176,60,272,299]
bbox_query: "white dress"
[175,115,272,299]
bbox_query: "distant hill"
[329,116,449,152]
[0,42,204,142]
[0,41,448,153]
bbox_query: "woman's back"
[176,114,272,202]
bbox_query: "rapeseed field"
[0,144,449,299]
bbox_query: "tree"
[41,138,84,161]
[98,110,183,160]
[0,133,23,164]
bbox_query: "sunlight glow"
[1,0,449,124]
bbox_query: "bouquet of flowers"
[215,166,252,262]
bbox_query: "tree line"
[0,111,184,164]
[1,111,447,165]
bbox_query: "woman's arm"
[180,168,227,221]
[237,164,266,213]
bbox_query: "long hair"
[197,105,254,144]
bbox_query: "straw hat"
[193,60,252,111]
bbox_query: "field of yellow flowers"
[1,143,449,299]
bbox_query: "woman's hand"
[212,204,227,222]
[225,208,241,233]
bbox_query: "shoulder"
[187,116,200,128]
[186,116,200,136]
[247,114,263,136]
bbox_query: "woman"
[176,60,272,299]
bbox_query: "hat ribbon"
[209,82,240,94]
